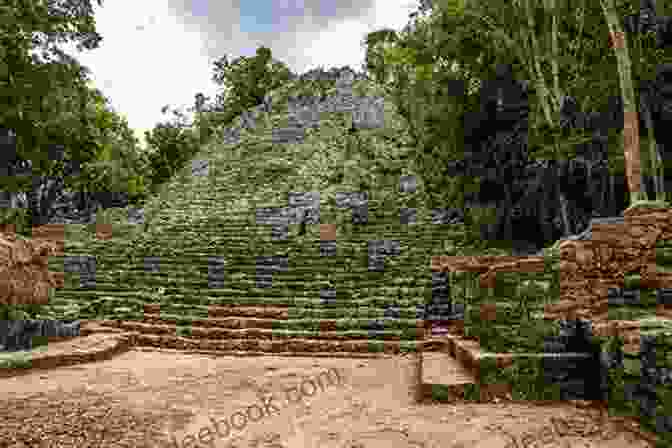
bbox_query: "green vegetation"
[3,0,669,358]
[625,199,672,211]
[1,2,296,234]
[2,2,672,440]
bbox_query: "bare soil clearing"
[0,344,660,448]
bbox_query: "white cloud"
[55,0,222,150]
[50,0,417,151]
[297,0,416,73]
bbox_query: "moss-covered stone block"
[625,199,671,213]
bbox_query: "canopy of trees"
[206,46,295,128]
[0,2,295,233]
[361,0,672,210]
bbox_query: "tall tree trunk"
[600,164,609,215]
[559,191,571,236]
[548,0,561,111]
[503,184,514,242]
[519,0,582,242]
[539,182,550,241]
[600,0,645,204]
[639,90,666,201]
[519,0,555,126]
[609,172,615,215]
[657,143,668,202]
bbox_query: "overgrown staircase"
[32,78,499,396]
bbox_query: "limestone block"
[574,243,595,268]
[479,272,497,289]
[514,257,545,272]
[0,230,65,305]
[559,260,580,274]
[591,222,633,245]
[399,175,417,194]
[627,224,661,248]
[560,277,591,293]
[320,224,336,241]
[544,299,578,315]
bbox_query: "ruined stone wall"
[0,223,65,305]
[544,206,672,323]
[430,206,672,355]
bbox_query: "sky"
[51,0,420,151]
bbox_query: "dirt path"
[0,348,660,448]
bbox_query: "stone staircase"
[29,73,493,396]
[78,302,433,357]
[82,301,586,405]
[419,316,672,406]
[40,135,474,363]
[418,330,597,402]
[75,302,489,403]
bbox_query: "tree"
[143,105,201,193]
[73,83,155,206]
[209,46,294,128]
[2,52,105,226]
[1,0,104,154]
[362,28,399,85]
[0,0,158,226]
[622,0,672,202]
[601,0,646,204]
[189,92,212,143]
[376,0,665,190]
[428,0,672,206]
[364,0,671,250]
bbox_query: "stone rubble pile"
[0,319,81,352]
[296,65,368,84]
[540,318,613,401]
[0,228,83,352]
[0,230,65,306]
[0,151,132,226]
[545,206,672,323]
[627,334,672,431]
[542,205,672,429]
[217,66,384,147]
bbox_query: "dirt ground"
[0,347,662,448]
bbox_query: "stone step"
[84,305,425,325]
[591,318,672,355]
[419,325,519,403]
[76,317,443,353]
[101,319,423,341]
[129,333,423,354]
[78,320,130,335]
[50,299,426,318]
[421,351,477,385]
[112,285,426,297]
[0,333,133,378]
[143,313,423,330]
[205,304,291,319]
[417,330,608,402]
[129,345,413,359]
[420,350,492,403]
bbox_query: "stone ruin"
[429,205,672,348]
[544,205,672,326]
[213,65,378,147]
[352,96,385,130]
[0,224,81,352]
[220,81,385,147]
[0,224,65,305]
[429,204,672,411]
[297,65,366,84]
